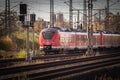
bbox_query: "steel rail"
[29,57,120,80]
[0,53,83,68]
[0,52,120,79]
[0,49,119,64]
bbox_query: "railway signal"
[30,13,36,57]
[19,3,27,26]
[19,15,25,23]
[30,14,36,27]
[20,3,27,15]
[19,3,31,62]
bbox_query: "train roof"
[42,27,60,32]
[41,27,70,32]
[41,27,120,35]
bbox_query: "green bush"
[12,29,39,50]
[0,39,8,50]
[0,36,15,51]
[0,29,39,58]
[16,49,26,58]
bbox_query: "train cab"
[39,27,60,53]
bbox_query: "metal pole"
[5,0,10,36]
[105,0,109,30]
[77,10,80,29]
[69,0,73,29]
[26,9,31,62]
[107,0,109,30]
[32,27,35,57]
[26,26,30,61]
[8,0,10,36]
[99,9,101,25]
[30,13,36,57]
[5,0,8,35]
[86,0,93,56]
[50,0,51,27]
[83,0,87,31]
[50,0,54,27]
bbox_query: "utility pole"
[98,9,101,25]
[86,0,93,56]
[105,0,109,30]
[5,0,7,35]
[5,0,10,35]
[83,0,87,31]
[77,10,80,29]
[69,0,73,29]
[50,0,54,27]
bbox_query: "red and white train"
[39,27,120,53]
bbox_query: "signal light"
[20,4,27,14]
[19,15,25,22]
[30,14,36,22]
[30,14,36,27]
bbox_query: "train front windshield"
[42,31,55,40]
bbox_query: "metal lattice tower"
[99,9,101,25]
[83,0,87,31]
[69,0,73,29]
[77,10,80,29]
[5,0,10,35]
[50,0,54,27]
[86,0,93,56]
[105,0,109,30]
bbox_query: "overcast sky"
[0,0,120,21]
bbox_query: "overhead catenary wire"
[0,0,120,22]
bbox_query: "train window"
[42,31,55,40]
[60,37,64,42]
[81,35,87,42]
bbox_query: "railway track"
[0,49,120,68]
[0,53,83,68]
[0,49,119,68]
[0,52,120,80]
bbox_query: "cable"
[28,4,50,13]
[11,3,19,10]
[109,0,120,7]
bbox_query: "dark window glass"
[42,31,55,40]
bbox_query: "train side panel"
[39,28,120,54]
[59,32,88,50]
[59,32,76,50]
[75,33,88,49]
[59,32,103,50]
[102,34,120,48]
[92,33,101,48]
